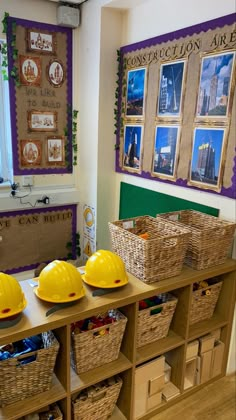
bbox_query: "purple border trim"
[2,204,77,275]
[116,13,236,199]
[7,17,73,175]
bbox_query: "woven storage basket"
[158,210,236,270]
[137,293,178,348]
[71,310,127,374]
[190,280,222,325]
[108,215,190,283]
[0,331,59,407]
[72,376,122,420]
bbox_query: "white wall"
[89,0,236,372]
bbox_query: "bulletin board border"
[115,13,236,199]
[7,16,73,175]
[1,204,77,275]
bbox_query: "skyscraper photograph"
[196,51,235,117]
[153,125,179,177]
[157,60,185,117]
[190,127,225,188]
[126,67,146,116]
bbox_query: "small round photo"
[47,59,65,87]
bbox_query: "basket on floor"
[72,376,122,420]
[0,331,59,407]
[108,215,190,283]
[71,309,127,374]
[190,279,222,325]
[158,210,236,270]
[137,293,178,348]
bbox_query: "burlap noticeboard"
[116,14,236,199]
[6,16,73,175]
[0,205,77,274]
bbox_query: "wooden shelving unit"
[0,259,235,420]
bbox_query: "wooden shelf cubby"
[0,259,235,419]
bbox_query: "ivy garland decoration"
[1,12,20,86]
[64,105,79,168]
[114,49,127,151]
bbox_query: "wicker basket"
[0,331,59,407]
[137,293,178,348]
[71,310,127,374]
[108,215,190,283]
[190,280,222,325]
[158,210,236,270]
[72,376,122,420]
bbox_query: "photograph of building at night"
[153,125,179,177]
[126,67,147,116]
[196,51,235,117]
[157,60,185,117]
[190,127,225,187]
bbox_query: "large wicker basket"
[158,210,236,270]
[71,310,127,374]
[72,376,122,420]
[190,280,222,325]
[137,293,178,348]
[108,215,190,283]
[0,331,60,407]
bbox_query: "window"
[0,40,13,183]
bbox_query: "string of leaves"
[1,12,20,86]
[64,105,78,168]
[66,232,81,260]
[114,49,127,151]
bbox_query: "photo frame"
[196,51,235,119]
[123,124,143,172]
[19,55,41,87]
[157,59,186,118]
[20,140,42,166]
[46,136,65,165]
[125,67,147,118]
[152,125,180,179]
[26,29,56,54]
[189,126,227,191]
[27,110,57,132]
[47,59,65,87]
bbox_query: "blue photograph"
[123,125,143,170]
[152,125,179,177]
[126,68,146,117]
[190,127,226,188]
[196,52,235,117]
[157,60,185,117]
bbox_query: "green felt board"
[119,182,219,219]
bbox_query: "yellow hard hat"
[34,260,85,303]
[0,273,27,319]
[82,250,128,288]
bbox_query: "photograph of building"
[126,67,146,116]
[123,125,143,170]
[157,60,185,117]
[190,127,225,186]
[153,125,179,177]
[196,52,235,117]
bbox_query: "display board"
[119,182,219,219]
[115,14,236,199]
[0,205,77,274]
[6,16,73,175]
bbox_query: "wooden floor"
[150,375,236,420]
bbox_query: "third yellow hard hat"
[82,250,128,288]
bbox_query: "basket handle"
[93,326,110,338]
[90,389,107,402]
[14,349,38,364]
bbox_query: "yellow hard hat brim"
[0,298,27,319]
[81,274,128,288]
[34,287,85,303]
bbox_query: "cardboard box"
[186,340,199,360]
[211,340,225,378]
[200,350,212,383]
[199,334,215,354]
[184,358,197,390]
[149,374,165,396]
[211,328,221,341]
